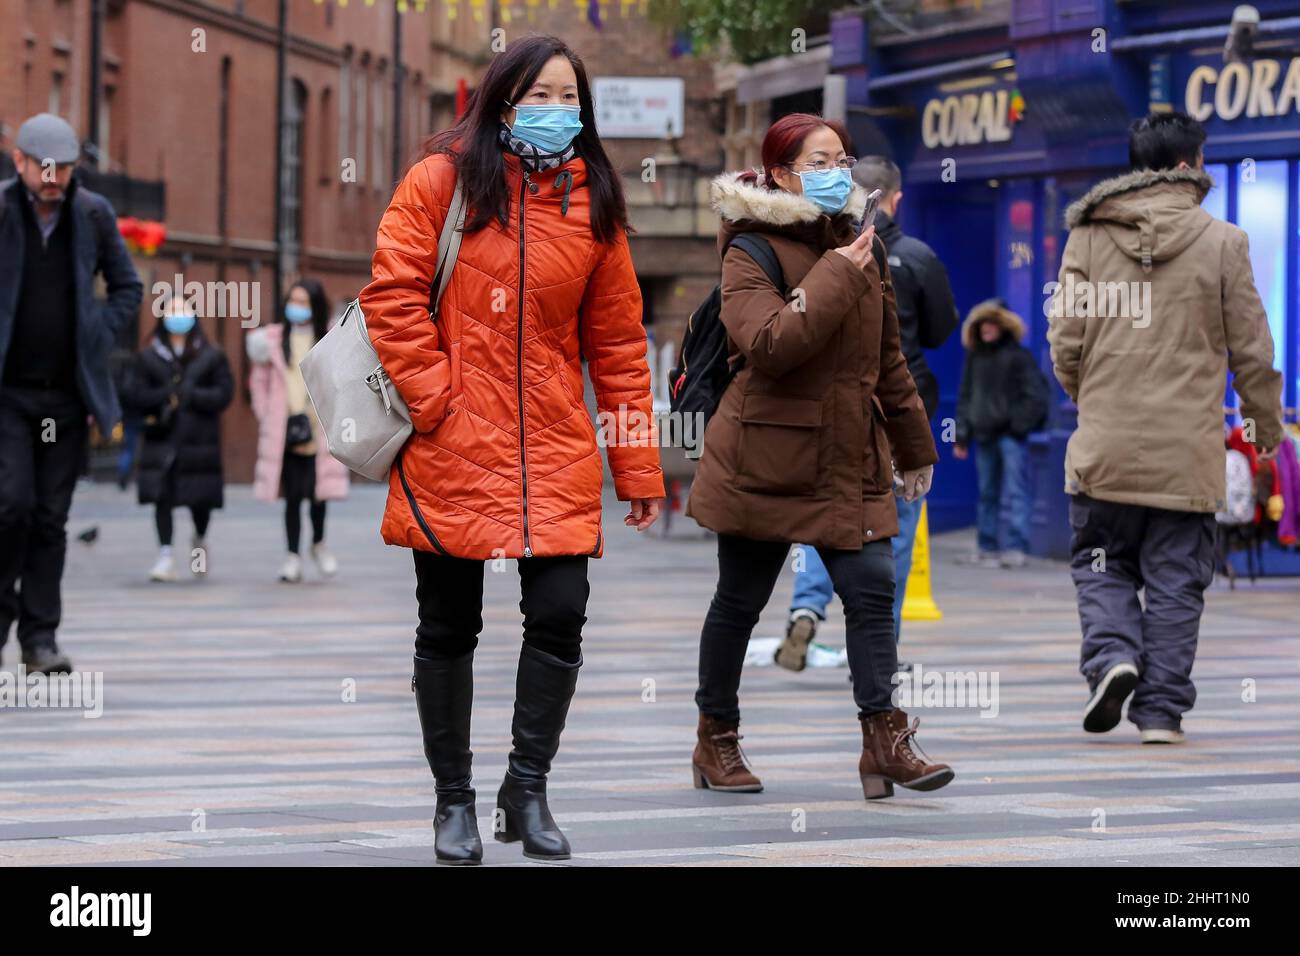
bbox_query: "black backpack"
[668,233,785,425]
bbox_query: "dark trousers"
[155,503,212,547]
[413,550,589,664]
[0,385,87,652]
[285,499,325,554]
[282,451,325,554]
[1069,494,1215,730]
[696,533,898,721]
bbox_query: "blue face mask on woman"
[285,304,313,324]
[798,167,853,215]
[163,312,196,335]
[508,104,583,154]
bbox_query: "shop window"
[1203,163,1228,221]
[1235,160,1288,371]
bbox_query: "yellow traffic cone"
[901,500,943,622]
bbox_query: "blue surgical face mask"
[285,304,313,324]
[163,312,196,335]
[508,103,583,154]
[798,167,853,215]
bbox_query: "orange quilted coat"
[360,151,664,559]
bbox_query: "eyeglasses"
[788,157,857,172]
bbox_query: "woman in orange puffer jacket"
[359,34,663,866]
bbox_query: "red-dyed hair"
[738,113,854,189]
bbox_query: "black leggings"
[413,549,589,664]
[696,533,898,721]
[285,499,326,554]
[155,503,211,547]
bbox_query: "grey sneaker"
[776,609,819,672]
[1139,727,1186,745]
[957,551,1002,569]
[999,549,1027,568]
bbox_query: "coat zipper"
[396,450,447,556]
[517,170,534,558]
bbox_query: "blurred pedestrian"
[0,113,143,674]
[360,35,663,864]
[246,278,349,583]
[1048,111,1283,744]
[780,155,958,670]
[686,114,952,801]
[953,298,1048,569]
[120,294,233,582]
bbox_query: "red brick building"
[1,0,725,481]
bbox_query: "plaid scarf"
[498,121,577,172]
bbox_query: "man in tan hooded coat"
[1048,111,1282,744]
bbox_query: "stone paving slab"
[0,480,1297,866]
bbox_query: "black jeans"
[155,503,212,547]
[282,451,325,553]
[696,533,898,721]
[0,385,87,652]
[413,550,589,664]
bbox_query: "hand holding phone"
[860,188,883,234]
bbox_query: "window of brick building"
[49,72,65,117]
[339,49,353,173]
[372,63,387,190]
[354,55,369,183]
[281,79,307,248]
[319,87,333,185]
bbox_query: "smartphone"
[860,188,883,234]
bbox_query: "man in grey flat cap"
[0,112,142,674]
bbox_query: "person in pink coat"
[246,279,350,582]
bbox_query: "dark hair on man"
[852,156,902,196]
[1128,111,1207,171]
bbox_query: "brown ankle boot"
[858,708,954,799]
[692,715,763,792]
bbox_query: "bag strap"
[429,177,467,317]
[870,233,887,283]
[728,233,786,293]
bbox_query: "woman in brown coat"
[686,114,953,799]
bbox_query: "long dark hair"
[423,34,629,245]
[280,277,330,362]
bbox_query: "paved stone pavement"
[2,480,1298,867]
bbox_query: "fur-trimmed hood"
[1065,167,1214,271]
[710,170,868,255]
[961,298,1026,350]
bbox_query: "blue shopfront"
[833,0,1300,572]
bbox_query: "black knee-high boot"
[413,653,482,865]
[495,644,581,860]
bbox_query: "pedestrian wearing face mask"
[120,295,233,582]
[686,113,952,800]
[246,279,350,583]
[360,34,663,864]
